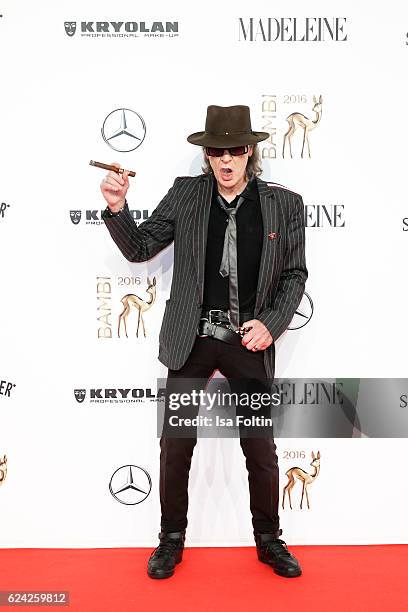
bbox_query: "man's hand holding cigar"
[100,162,130,213]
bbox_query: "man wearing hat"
[100,105,308,579]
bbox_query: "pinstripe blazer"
[102,173,308,380]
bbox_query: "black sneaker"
[147,531,185,579]
[255,533,302,577]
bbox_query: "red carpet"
[1,545,407,611]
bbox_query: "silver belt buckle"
[208,308,231,325]
[197,309,232,337]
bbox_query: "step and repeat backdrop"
[1,1,408,547]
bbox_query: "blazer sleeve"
[101,177,180,262]
[257,194,308,342]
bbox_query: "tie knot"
[217,195,244,216]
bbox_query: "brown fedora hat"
[187,105,269,148]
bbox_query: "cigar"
[89,160,136,177]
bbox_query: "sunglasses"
[205,145,249,157]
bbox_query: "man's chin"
[216,173,237,188]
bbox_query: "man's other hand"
[240,319,273,351]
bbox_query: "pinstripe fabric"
[102,173,308,379]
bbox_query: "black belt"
[200,308,254,326]
[197,308,254,347]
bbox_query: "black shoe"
[147,531,185,579]
[255,533,302,577]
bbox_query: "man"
[100,105,308,579]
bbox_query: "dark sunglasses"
[205,145,249,157]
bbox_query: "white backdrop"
[1,0,408,547]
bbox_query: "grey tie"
[217,194,245,330]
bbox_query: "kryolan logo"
[64,21,178,36]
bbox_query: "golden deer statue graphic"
[282,450,321,510]
[118,276,156,338]
[282,95,323,159]
[0,455,7,486]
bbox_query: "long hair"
[201,144,262,179]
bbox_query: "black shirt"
[202,175,264,312]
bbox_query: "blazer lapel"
[192,173,214,305]
[254,177,278,315]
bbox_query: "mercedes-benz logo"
[109,464,152,505]
[288,291,314,330]
[101,108,146,152]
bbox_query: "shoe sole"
[259,558,302,578]
[147,569,175,579]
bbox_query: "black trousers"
[159,334,282,537]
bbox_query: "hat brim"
[187,131,270,148]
